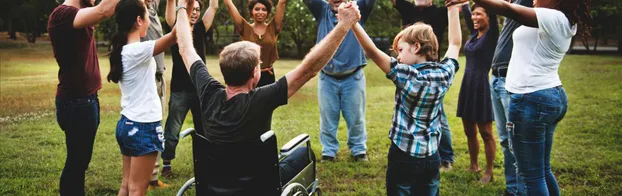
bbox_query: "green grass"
[1,43,621,195]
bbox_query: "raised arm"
[177,0,202,72]
[224,0,245,31]
[352,23,391,73]
[154,28,177,56]
[462,3,475,34]
[273,0,288,31]
[285,2,360,98]
[73,0,120,29]
[446,0,537,28]
[443,5,462,59]
[166,0,177,27]
[356,0,376,22]
[202,0,219,31]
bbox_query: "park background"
[1,0,621,195]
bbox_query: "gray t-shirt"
[491,0,533,68]
[140,0,165,73]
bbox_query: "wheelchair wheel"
[176,177,195,196]
[281,183,309,196]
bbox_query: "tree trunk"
[8,18,17,40]
[592,35,599,52]
[581,36,591,51]
[567,36,576,54]
[294,39,304,58]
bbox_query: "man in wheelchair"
[174,0,362,194]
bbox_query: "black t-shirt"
[167,20,207,92]
[394,0,448,60]
[189,60,288,143]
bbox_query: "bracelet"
[176,5,187,12]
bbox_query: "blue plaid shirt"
[387,57,459,158]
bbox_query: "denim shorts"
[115,115,164,156]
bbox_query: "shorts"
[115,115,164,156]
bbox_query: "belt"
[492,67,507,77]
[322,66,362,80]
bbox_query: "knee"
[464,129,478,138]
[480,131,495,141]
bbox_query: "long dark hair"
[107,0,147,83]
[556,0,592,37]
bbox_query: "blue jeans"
[386,143,440,196]
[162,91,203,160]
[115,115,164,156]
[318,70,367,157]
[438,104,454,163]
[491,76,525,195]
[508,86,567,196]
[55,93,100,196]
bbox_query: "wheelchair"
[176,128,321,196]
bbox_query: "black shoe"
[353,154,369,162]
[321,156,335,162]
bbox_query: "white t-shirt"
[119,40,162,122]
[506,8,577,94]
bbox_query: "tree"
[281,1,317,57]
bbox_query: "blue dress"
[456,5,498,123]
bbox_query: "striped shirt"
[387,57,459,158]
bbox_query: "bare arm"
[202,0,220,31]
[154,28,177,56]
[273,0,288,31]
[176,0,202,72]
[224,0,245,31]
[166,0,177,27]
[352,23,391,74]
[444,5,462,59]
[285,2,360,98]
[446,0,537,27]
[73,0,120,29]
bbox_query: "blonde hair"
[392,22,439,61]
[219,41,261,86]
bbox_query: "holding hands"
[337,1,361,27]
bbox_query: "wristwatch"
[176,5,187,12]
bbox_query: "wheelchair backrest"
[192,132,281,195]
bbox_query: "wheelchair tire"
[176,177,195,196]
[281,183,309,196]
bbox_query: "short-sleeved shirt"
[141,0,166,73]
[48,5,101,98]
[189,61,288,143]
[119,41,162,123]
[506,8,576,94]
[166,21,207,92]
[491,0,533,68]
[387,57,459,158]
[238,20,281,69]
[393,0,447,60]
[304,0,376,74]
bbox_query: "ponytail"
[106,0,147,83]
[107,31,127,83]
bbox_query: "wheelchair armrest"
[260,130,275,142]
[279,134,309,156]
[179,128,195,139]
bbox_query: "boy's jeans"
[386,143,440,196]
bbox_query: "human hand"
[336,1,361,27]
[445,0,469,7]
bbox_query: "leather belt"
[492,67,507,77]
[322,66,362,80]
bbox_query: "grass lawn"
[1,43,621,195]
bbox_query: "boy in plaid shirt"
[351,3,463,195]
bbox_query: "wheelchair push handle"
[180,128,196,139]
